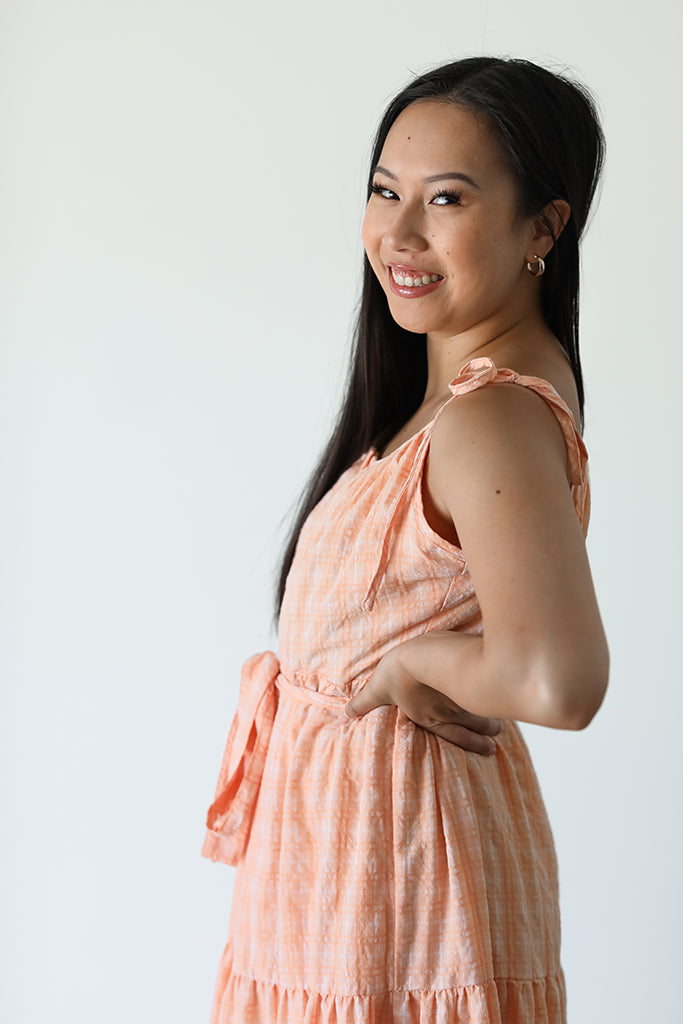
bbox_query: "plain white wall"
[2,1,681,1021]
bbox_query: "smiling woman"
[202,56,607,1024]
[362,100,571,341]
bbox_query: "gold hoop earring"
[526,255,545,277]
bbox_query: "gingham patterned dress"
[201,357,590,1023]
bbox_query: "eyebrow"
[373,165,481,190]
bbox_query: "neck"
[422,312,549,402]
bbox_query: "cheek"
[361,209,379,260]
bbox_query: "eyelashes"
[430,188,464,206]
[369,182,463,206]
[369,183,398,200]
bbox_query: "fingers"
[392,679,503,738]
[450,710,504,736]
[344,699,501,755]
[343,682,391,719]
[395,693,503,753]
[423,693,503,736]
[428,722,499,755]
[342,672,504,756]
[343,698,362,719]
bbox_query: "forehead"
[379,99,508,179]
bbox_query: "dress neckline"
[369,416,437,463]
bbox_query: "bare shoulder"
[429,377,571,494]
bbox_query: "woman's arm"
[346,382,610,731]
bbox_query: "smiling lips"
[388,264,444,298]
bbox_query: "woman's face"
[361,99,538,342]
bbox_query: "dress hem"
[209,943,567,1024]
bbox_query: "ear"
[529,199,571,259]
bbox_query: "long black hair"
[275,56,605,619]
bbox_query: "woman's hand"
[343,642,503,755]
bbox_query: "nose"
[383,199,429,254]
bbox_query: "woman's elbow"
[534,643,610,731]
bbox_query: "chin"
[383,302,432,335]
[387,310,441,336]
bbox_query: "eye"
[370,182,398,200]
[431,189,463,206]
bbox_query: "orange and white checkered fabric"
[202,357,590,1022]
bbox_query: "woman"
[202,56,609,1023]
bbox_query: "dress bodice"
[277,357,590,700]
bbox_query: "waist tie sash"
[201,650,346,866]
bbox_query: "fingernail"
[486,740,497,754]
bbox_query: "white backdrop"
[3,1,682,1021]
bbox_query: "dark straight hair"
[275,56,605,619]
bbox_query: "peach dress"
[201,357,590,1023]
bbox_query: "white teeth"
[391,268,442,287]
